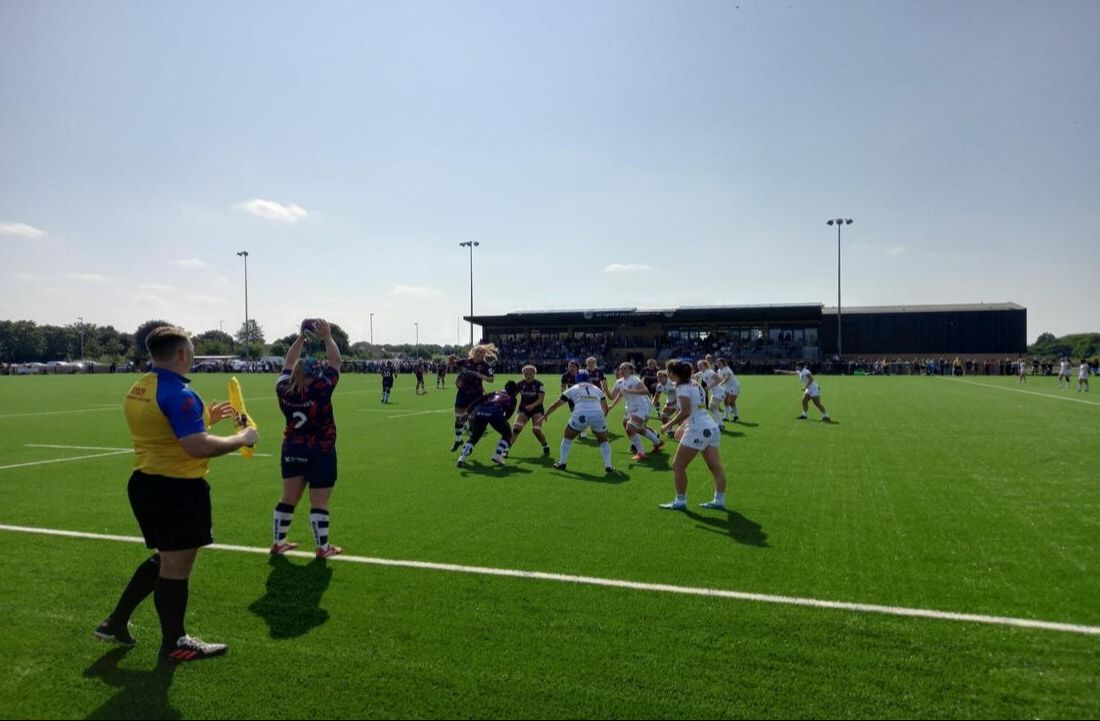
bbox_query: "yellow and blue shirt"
[124,368,211,479]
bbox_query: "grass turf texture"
[0,372,1097,718]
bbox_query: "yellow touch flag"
[227,376,257,459]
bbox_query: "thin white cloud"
[173,258,207,269]
[603,263,652,274]
[392,284,442,297]
[65,272,107,283]
[139,283,175,292]
[234,198,308,223]
[132,293,167,305]
[0,222,47,239]
[885,246,906,256]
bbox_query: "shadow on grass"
[549,466,630,485]
[248,555,333,639]
[457,459,535,477]
[84,647,179,720]
[729,420,759,428]
[686,508,769,547]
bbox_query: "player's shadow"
[552,467,630,485]
[686,508,769,547]
[458,460,535,477]
[84,648,180,720]
[636,454,672,472]
[730,421,759,428]
[248,555,333,639]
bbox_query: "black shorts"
[517,405,545,419]
[469,411,513,443]
[281,449,338,488]
[128,471,213,552]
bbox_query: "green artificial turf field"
[0,372,1097,719]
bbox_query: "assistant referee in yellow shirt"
[95,326,259,662]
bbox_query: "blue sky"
[1,0,1097,345]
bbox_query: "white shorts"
[709,387,727,403]
[679,423,721,450]
[725,383,740,396]
[568,410,608,434]
[804,383,821,398]
[1081,374,1090,381]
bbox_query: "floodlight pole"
[459,241,479,347]
[237,250,250,358]
[826,219,853,360]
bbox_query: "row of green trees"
[0,318,466,363]
[1029,332,1100,360]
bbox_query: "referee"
[95,326,259,662]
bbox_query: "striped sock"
[494,439,510,459]
[273,503,295,545]
[310,509,331,551]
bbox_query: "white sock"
[559,438,573,464]
[800,411,808,418]
[309,509,330,551]
[712,409,722,424]
[644,429,660,444]
[713,492,726,505]
[273,504,295,545]
[675,493,686,505]
[732,405,739,418]
[599,442,613,467]
[494,439,510,459]
[821,408,829,418]
[630,434,644,453]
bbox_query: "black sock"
[154,577,189,646]
[109,554,160,626]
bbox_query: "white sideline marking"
[0,451,132,471]
[25,444,132,452]
[0,445,272,471]
[1,523,1097,637]
[0,407,118,420]
[945,377,1100,406]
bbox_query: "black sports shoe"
[94,619,136,646]
[161,635,228,662]
[552,462,567,470]
[542,446,551,456]
[450,440,463,452]
[605,466,618,474]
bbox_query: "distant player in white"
[1079,359,1091,392]
[775,362,831,422]
[608,362,665,461]
[1057,357,1072,389]
[715,357,741,423]
[659,360,728,511]
[543,370,617,474]
[693,359,725,429]
[654,370,678,425]
[1017,358,1028,384]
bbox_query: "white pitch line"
[0,407,119,420]
[19,444,272,459]
[0,451,133,471]
[945,377,1100,406]
[1,523,1097,637]
[25,444,132,452]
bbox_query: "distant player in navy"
[415,361,427,395]
[450,344,497,451]
[585,356,609,395]
[641,359,660,404]
[456,381,519,467]
[436,359,447,390]
[380,362,395,403]
[560,360,580,393]
[271,319,343,559]
[511,365,551,456]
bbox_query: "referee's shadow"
[248,555,333,639]
[84,647,179,720]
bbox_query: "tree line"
[0,318,466,363]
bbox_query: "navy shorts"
[517,405,545,419]
[281,448,338,488]
[455,388,483,410]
